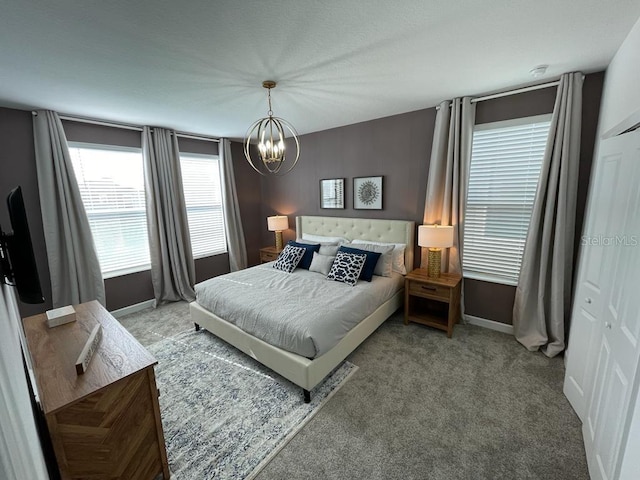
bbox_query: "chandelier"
[243,80,300,175]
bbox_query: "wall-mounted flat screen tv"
[0,186,44,304]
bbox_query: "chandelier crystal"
[243,81,300,175]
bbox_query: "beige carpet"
[118,302,588,480]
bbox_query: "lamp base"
[427,248,442,278]
[275,231,283,251]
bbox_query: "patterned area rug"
[147,330,356,479]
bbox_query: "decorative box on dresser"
[22,300,170,480]
[259,246,282,263]
[404,269,462,338]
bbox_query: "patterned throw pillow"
[337,245,381,282]
[273,245,306,273]
[327,251,367,286]
[286,240,320,269]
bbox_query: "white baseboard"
[110,299,154,319]
[465,314,514,335]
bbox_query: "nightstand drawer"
[259,247,283,263]
[408,282,450,301]
[261,251,279,262]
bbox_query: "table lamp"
[267,215,288,250]
[418,224,454,278]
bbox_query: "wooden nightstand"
[260,246,282,263]
[404,269,462,338]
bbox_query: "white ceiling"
[1,1,639,140]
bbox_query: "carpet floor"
[145,329,354,479]
[119,302,589,480]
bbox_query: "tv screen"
[0,186,44,304]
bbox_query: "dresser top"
[23,300,157,414]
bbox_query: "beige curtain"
[513,72,583,357]
[220,138,247,271]
[423,98,476,283]
[33,110,105,307]
[143,127,196,305]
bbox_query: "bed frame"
[190,215,415,402]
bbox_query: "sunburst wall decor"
[353,176,383,209]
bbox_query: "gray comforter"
[194,264,403,358]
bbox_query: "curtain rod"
[31,111,220,142]
[471,80,560,104]
[32,111,144,132]
[60,114,145,132]
[435,78,564,110]
[174,132,220,143]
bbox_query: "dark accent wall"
[178,136,219,156]
[0,108,53,317]
[1,113,234,314]
[61,120,142,148]
[232,142,263,266]
[102,257,226,308]
[62,120,232,311]
[464,72,605,323]
[1,71,604,321]
[256,72,605,325]
[259,108,436,250]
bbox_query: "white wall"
[0,285,48,480]
[597,15,640,137]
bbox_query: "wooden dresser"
[22,300,170,479]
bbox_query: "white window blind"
[68,143,150,278]
[179,153,227,258]
[463,115,551,285]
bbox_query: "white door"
[565,129,640,480]
[563,135,626,420]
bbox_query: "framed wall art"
[353,176,383,209]
[320,178,345,209]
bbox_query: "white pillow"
[319,244,339,256]
[345,242,394,277]
[300,233,348,244]
[350,239,407,275]
[296,239,340,256]
[308,252,336,275]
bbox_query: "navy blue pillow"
[338,245,381,282]
[287,241,320,269]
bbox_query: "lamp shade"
[267,215,288,232]
[418,225,454,248]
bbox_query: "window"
[463,115,551,285]
[179,152,227,258]
[69,143,150,278]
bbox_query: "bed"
[189,215,415,401]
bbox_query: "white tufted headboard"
[295,216,415,273]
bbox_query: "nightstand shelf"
[259,246,282,263]
[404,269,462,338]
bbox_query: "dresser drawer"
[408,281,451,301]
